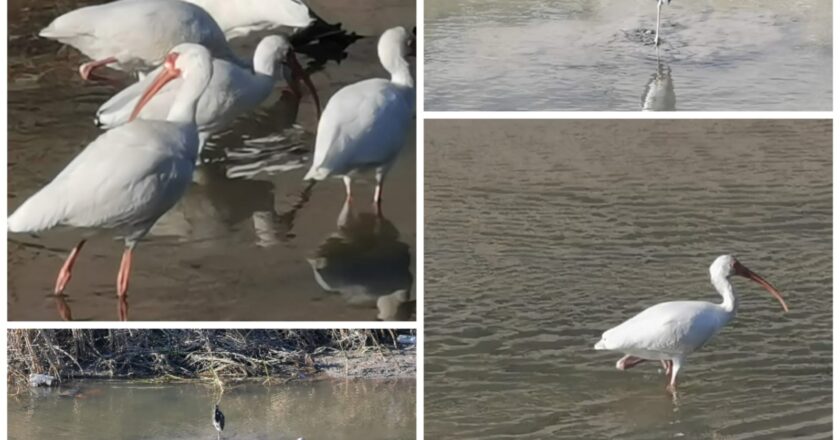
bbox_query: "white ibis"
[181,0,314,39]
[304,26,415,214]
[39,0,236,81]
[594,255,788,392]
[95,34,321,148]
[654,0,672,46]
[7,43,214,321]
[213,404,225,438]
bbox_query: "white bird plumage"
[8,43,215,321]
[95,34,320,149]
[304,26,415,212]
[39,0,235,80]
[594,255,788,392]
[181,0,314,39]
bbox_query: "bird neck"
[167,66,212,125]
[712,275,738,314]
[252,43,279,78]
[379,45,413,88]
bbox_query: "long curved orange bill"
[287,52,321,120]
[129,52,182,122]
[734,261,789,312]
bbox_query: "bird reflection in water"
[308,198,414,321]
[641,49,676,111]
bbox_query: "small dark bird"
[213,404,225,437]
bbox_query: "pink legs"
[55,239,87,296]
[116,247,133,321]
[616,355,646,370]
[52,240,134,320]
[78,57,118,84]
[374,169,386,217]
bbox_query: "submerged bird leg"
[54,239,87,295]
[79,57,118,82]
[661,360,673,377]
[616,354,646,370]
[655,0,663,46]
[116,246,133,321]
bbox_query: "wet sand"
[7,0,416,321]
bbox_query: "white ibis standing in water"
[213,404,225,438]
[594,255,788,392]
[39,0,236,81]
[95,34,321,148]
[654,0,672,46]
[304,26,415,215]
[7,44,215,321]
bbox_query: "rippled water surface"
[7,0,416,321]
[425,0,832,110]
[425,120,832,439]
[9,380,415,440]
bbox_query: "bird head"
[710,255,788,312]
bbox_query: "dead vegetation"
[8,329,413,393]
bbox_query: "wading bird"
[39,0,235,81]
[213,404,225,438]
[654,0,672,46]
[304,26,415,215]
[95,34,321,148]
[594,255,788,392]
[8,44,215,321]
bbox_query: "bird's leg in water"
[665,358,682,393]
[655,0,663,46]
[374,168,386,217]
[660,360,673,377]
[616,355,646,370]
[79,57,118,82]
[343,176,353,203]
[116,246,133,321]
[55,239,87,295]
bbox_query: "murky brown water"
[9,379,416,440]
[7,0,416,321]
[425,0,832,110]
[425,120,832,439]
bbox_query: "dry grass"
[8,329,411,393]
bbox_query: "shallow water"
[7,0,416,321]
[425,120,832,439]
[9,379,415,440]
[425,0,832,110]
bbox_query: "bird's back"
[596,300,730,357]
[40,0,231,71]
[8,121,198,239]
[305,79,413,180]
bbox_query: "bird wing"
[599,301,726,356]
[305,79,413,180]
[9,121,196,234]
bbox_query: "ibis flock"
[8,0,415,321]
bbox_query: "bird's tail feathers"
[8,190,64,233]
[594,339,607,350]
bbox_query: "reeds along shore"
[9,329,414,391]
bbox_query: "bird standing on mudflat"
[8,44,216,320]
[594,255,788,393]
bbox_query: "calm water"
[9,379,415,440]
[7,0,416,321]
[425,0,832,110]
[425,120,832,439]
